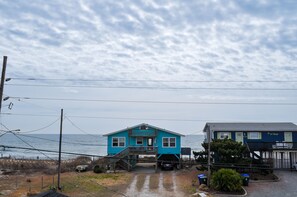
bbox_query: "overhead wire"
[1,112,296,125]
[8,77,297,83]
[8,96,297,105]
[15,133,107,147]
[0,144,281,170]
[64,115,100,137]
[6,83,297,91]
[17,117,60,133]
[0,123,54,160]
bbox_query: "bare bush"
[60,156,92,173]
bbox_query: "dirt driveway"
[125,171,185,197]
[125,163,194,197]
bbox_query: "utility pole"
[207,127,211,186]
[0,56,7,113]
[57,109,63,190]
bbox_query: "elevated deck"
[247,142,297,151]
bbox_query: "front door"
[284,132,292,142]
[235,132,244,144]
[147,137,153,150]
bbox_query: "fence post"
[15,176,18,188]
[41,176,43,189]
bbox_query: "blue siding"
[157,130,181,155]
[293,132,297,142]
[213,131,286,143]
[106,125,182,155]
[258,132,283,142]
[107,131,129,155]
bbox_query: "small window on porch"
[136,137,143,145]
[218,132,231,139]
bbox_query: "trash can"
[241,173,250,186]
[197,174,207,185]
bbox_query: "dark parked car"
[161,162,174,170]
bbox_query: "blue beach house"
[103,123,184,171]
[203,122,297,168]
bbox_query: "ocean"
[0,134,204,160]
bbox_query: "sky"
[0,0,296,135]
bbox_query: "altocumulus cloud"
[0,0,297,134]
[0,0,296,82]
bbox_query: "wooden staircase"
[108,147,133,171]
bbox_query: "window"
[112,137,125,147]
[140,125,148,130]
[248,132,261,140]
[170,138,175,147]
[218,132,231,139]
[163,137,176,147]
[136,137,143,145]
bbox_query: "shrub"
[93,165,104,173]
[211,168,242,192]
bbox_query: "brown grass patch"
[175,168,206,195]
[149,174,159,190]
[0,171,133,197]
[162,172,173,191]
[136,174,146,191]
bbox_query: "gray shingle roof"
[204,122,297,132]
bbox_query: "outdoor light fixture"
[3,96,9,101]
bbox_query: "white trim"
[235,132,244,143]
[136,137,143,145]
[284,132,292,142]
[162,137,176,148]
[112,137,126,147]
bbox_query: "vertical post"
[155,154,158,172]
[41,176,43,189]
[57,109,63,190]
[289,152,292,170]
[207,127,211,186]
[0,56,8,113]
[15,176,18,188]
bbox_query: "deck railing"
[128,146,158,154]
[247,142,297,151]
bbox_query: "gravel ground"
[245,170,297,197]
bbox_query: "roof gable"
[103,123,185,137]
[204,122,297,132]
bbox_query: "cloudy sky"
[0,0,296,135]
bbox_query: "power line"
[64,116,99,137]
[6,83,297,91]
[17,117,60,133]
[8,77,297,83]
[8,96,297,105]
[1,113,296,125]
[1,112,57,117]
[16,133,107,147]
[0,124,54,160]
[0,144,283,170]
